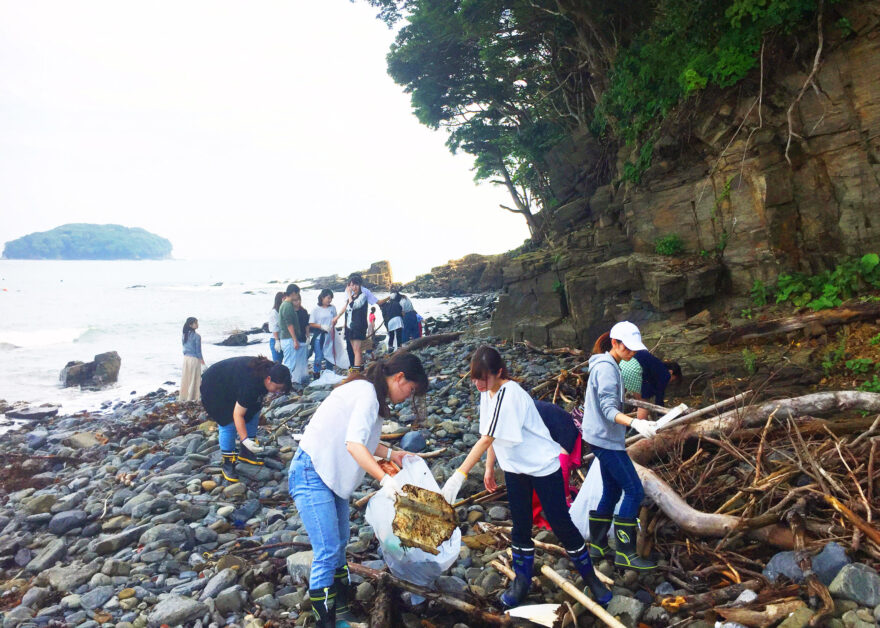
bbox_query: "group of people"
[181,290,679,626]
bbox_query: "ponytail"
[592,332,612,354]
[339,350,428,418]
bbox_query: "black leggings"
[388,328,403,351]
[505,468,585,552]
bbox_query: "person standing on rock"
[583,321,659,571]
[268,291,285,363]
[289,351,428,628]
[441,345,612,609]
[200,356,291,483]
[279,284,306,380]
[336,274,377,372]
[179,317,205,402]
[308,289,338,380]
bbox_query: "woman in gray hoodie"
[582,321,659,571]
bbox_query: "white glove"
[379,473,403,499]
[321,324,331,333]
[630,419,658,439]
[241,438,264,453]
[441,470,466,504]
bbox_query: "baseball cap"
[609,321,648,352]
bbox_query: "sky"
[0,0,529,281]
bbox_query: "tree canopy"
[360,0,825,241]
[3,224,173,260]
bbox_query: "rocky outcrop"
[403,254,505,296]
[493,4,880,347]
[304,260,394,291]
[59,351,121,389]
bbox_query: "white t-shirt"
[299,379,382,498]
[480,381,560,477]
[268,309,280,334]
[309,305,337,330]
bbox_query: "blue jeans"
[289,449,350,589]
[218,414,259,452]
[311,332,327,376]
[590,446,644,519]
[402,311,419,343]
[270,337,282,362]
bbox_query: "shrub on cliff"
[3,224,173,260]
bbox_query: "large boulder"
[60,351,120,388]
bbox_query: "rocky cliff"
[492,3,880,348]
[402,253,505,296]
[303,260,394,292]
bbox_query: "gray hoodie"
[582,352,626,450]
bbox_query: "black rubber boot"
[309,585,337,628]
[568,544,613,606]
[334,565,355,623]
[613,516,657,571]
[220,452,239,483]
[500,545,534,608]
[588,510,613,560]
[237,440,264,466]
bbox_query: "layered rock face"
[493,5,880,347]
[403,254,505,296]
[304,260,394,291]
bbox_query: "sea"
[0,260,460,414]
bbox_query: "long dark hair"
[592,332,612,354]
[318,289,333,306]
[182,317,198,343]
[469,345,510,381]
[340,351,428,418]
[248,356,292,392]
[273,292,285,311]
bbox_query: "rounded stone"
[118,588,136,600]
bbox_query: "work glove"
[321,324,331,333]
[630,419,658,439]
[379,473,404,500]
[441,469,467,504]
[241,438,264,454]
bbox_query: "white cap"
[609,321,648,352]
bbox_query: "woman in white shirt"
[308,289,339,379]
[268,292,284,363]
[289,351,428,627]
[441,346,611,609]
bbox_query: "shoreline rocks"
[60,351,121,389]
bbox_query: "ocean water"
[0,260,459,412]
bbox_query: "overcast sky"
[0,0,529,280]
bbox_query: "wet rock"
[7,406,59,421]
[200,568,239,600]
[80,585,114,610]
[26,537,66,572]
[64,432,102,449]
[146,594,207,627]
[606,595,646,626]
[778,606,815,628]
[829,563,880,607]
[60,351,121,388]
[762,550,804,583]
[48,509,90,535]
[286,551,314,583]
[814,542,851,586]
[400,431,427,453]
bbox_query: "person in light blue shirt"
[180,316,204,402]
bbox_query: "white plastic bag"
[365,455,462,587]
[322,329,349,370]
[569,460,623,541]
[307,370,345,387]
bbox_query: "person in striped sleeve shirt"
[441,345,611,609]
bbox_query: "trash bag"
[365,455,461,587]
[569,460,624,541]
[323,328,350,370]
[307,370,346,387]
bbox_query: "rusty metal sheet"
[391,484,457,555]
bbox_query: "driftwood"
[521,339,586,357]
[370,574,393,628]
[786,498,833,627]
[402,332,463,351]
[636,462,796,548]
[660,579,762,613]
[349,562,510,625]
[628,391,880,466]
[538,565,627,628]
[708,302,880,345]
[715,599,807,627]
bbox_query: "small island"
[2,223,173,260]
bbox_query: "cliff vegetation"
[3,224,173,260]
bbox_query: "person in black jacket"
[200,356,291,483]
[620,350,682,420]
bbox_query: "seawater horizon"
[0,259,460,413]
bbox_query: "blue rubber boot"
[500,545,535,608]
[568,544,613,606]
